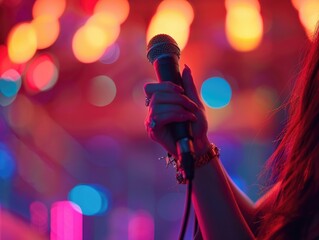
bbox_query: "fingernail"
[175,85,184,92]
[184,64,191,72]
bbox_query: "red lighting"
[25,54,59,93]
[80,0,99,14]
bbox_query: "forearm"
[225,171,258,233]
[191,157,255,240]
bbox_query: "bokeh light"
[31,15,60,49]
[1,69,21,83]
[87,75,117,107]
[7,22,37,63]
[30,201,48,234]
[225,1,263,52]
[157,0,194,24]
[94,0,130,24]
[0,79,19,98]
[291,0,302,9]
[72,14,120,63]
[225,0,261,11]
[0,94,17,107]
[0,143,16,179]
[107,207,133,239]
[72,25,106,63]
[146,0,194,50]
[0,69,22,97]
[298,0,319,38]
[25,54,59,93]
[128,210,154,240]
[147,12,189,50]
[68,184,108,216]
[51,201,82,240]
[201,77,232,109]
[32,0,66,19]
[0,64,21,107]
[99,43,120,64]
[86,13,121,44]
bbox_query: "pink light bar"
[50,201,83,240]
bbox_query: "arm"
[144,65,273,239]
[193,156,280,239]
[192,156,255,239]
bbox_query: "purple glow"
[128,210,154,240]
[30,201,48,234]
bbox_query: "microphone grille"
[147,34,180,64]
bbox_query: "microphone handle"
[153,56,195,180]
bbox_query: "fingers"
[144,67,202,133]
[145,92,198,133]
[144,81,183,99]
[151,103,195,115]
[144,65,201,108]
[149,103,197,126]
[181,65,204,108]
[147,111,197,130]
[151,92,198,112]
[145,110,197,141]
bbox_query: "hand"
[144,65,211,158]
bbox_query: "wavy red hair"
[257,27,319,239]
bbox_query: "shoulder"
[254,183,319,240]
[253,181,281,229]
[255,182,281,213]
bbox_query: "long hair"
[257,27,319,239]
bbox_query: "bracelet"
[194,143,220,168]
[159,143,220,184]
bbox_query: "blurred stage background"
[0,0,318,239]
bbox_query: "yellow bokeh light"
[31,15,60,49]
[291,0,302,10]
[299,0,319,39]
[32,0,66,19]
[157,0,194,24]
[72,13,121,64]
[94,0,130,24]
[72,26,107,63]
[8,22,37,63]
[86,13,120,45]
[147,11,190,50]
[225,0,261,11]
[225,2,263,52]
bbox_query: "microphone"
[147,34,195,181]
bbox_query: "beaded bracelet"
[159,143,220,184]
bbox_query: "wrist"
[194,143,220,168]
[160,138,220,184]
[174,142,220,184]
[193,137,211,158]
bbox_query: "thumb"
[181,64,203,107]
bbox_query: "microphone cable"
[178,181,193,240]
